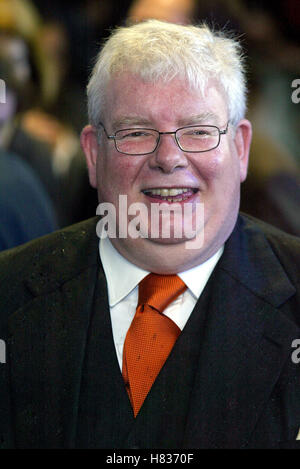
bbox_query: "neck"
[109,236,224,274]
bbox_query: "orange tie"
[122,273,187,417]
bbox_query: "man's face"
[82,73,251,273]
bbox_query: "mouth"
[142,187,198,203]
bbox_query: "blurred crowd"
[0,0,299,250]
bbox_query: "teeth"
[145,188,190,197]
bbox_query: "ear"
[80,124,99,188]
[233,119,252,182]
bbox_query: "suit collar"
[183,214,299,448]
[24,217,100,297]
[219,214,296,307]
[8,256,101,447]
[183,268,299,448]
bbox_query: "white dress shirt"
[99,236,224,370]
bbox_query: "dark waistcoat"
[75,269,212,449]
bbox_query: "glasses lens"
[115,129,158,155]
[177,126,219,152]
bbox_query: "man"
[0,20,300,449]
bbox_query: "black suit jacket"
[0,214,300,448]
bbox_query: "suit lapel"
[8,262,100,447]
[183,216,299,448]
[7,218,101,448]
[75,266,134,448]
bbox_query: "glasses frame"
[97,121,229,155]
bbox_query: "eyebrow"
[177,112,220,126]
[111,112,220,131]
[111,116,152,131]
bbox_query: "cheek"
[97,156,140,198]
[192,149,225,182]
[192,147,241,202]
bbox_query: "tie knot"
[138,273,187,313]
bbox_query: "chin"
[148,236,192,245]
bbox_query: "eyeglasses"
[98,121,229,155]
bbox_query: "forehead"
[103,73,228,128]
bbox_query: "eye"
[181,127,218,138]
[192,130,210,136]
[129,131,148,137]
[119,130,153,139]
[183,129,211,137]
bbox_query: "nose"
[148,133,188,173]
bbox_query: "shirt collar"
[99,236,224,306]
[100,235,149,306]
[178,247,223,298]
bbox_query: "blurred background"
[0,0,299,250]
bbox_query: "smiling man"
[0,20,300,449]
[82,72,250,272]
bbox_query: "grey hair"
[87,19,247,128]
